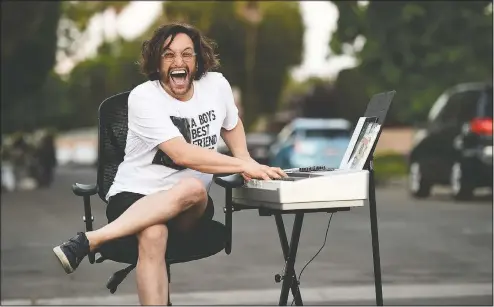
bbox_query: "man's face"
[160,33,197,99]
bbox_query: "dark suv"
[408,82,492,200]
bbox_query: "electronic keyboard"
[232,166,369,211]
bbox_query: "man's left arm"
[217,73,257,164]
[220,119,257,164]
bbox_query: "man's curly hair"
[139,22,220,81]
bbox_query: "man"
[52,23,286,305]
[35,131,57,187]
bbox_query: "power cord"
[291,212,334,306]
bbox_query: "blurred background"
[1,1,492,305]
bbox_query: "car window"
[276,125,293,143]
[428,92,449,123]
[457,90,482,123]
[482,89,493,118]
[436,90,481,125]
[302,129,350,139]
[435,93,461,124]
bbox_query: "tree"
[329,0,493,124]
[1,1,132,133]
[299,68,369,123]
[279,70,368,125]
[254,2,304,119]
[64,37,147,129]
[163,1,304,129]
[57,1,130,59]
[1,1,61,133]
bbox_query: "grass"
[373,152,408,184]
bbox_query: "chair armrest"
[214,174,245,189]
[72,183,98,197]
[71,182,97,264]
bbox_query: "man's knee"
[137,225,168,259]
[178,177,207,205]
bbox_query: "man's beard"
[161,67,195,97]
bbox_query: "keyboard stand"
[266,207,351,306]
[365,155,383,306]
[223,156,383,306]
[274,212,304,305]
[233,201,352,306]
[226,201,353,304]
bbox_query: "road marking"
[1,300,33,306]
[1,282,492,305]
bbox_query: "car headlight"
[483,146,493,157]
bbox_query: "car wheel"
[408,162,431,198]
[450,162,474,200]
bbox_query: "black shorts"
[101,192,218,264]
[107,191,215,225]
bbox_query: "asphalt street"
[1,166,492,305]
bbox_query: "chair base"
[106,263,172,305]
[97,219,227,295]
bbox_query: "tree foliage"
[254,2,304,115]
[1,1,61,133]
[279,70,368,127]
[1,1,133,133]
[61,1,128,32]
[58,38,147,129]
[329,0,493,124]
[58,1,130,58]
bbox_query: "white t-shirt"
[106,72,239,201]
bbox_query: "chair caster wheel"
[106,264,136,294]
[275,274,282,283]
[106,275,120,294]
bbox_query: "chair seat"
[98,220,227,265]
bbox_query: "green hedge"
[373,152,408,184]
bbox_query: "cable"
[291,212,334,306]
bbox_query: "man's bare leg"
[86,177,207,251]
[134,186,208,306]
[168,194,208,232]
[53,177,209,304]
[136,224,169,305]
[134,193,208,306]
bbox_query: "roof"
[290,118,352,130]
[450,82,492,93]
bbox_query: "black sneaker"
[53,232,90,274]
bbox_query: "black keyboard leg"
[276,213,304,306]
[367,159,383,306]
[275,214,304,305]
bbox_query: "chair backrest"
[97,92,130,203]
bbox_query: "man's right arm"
[129,91,283,179]
[159,138,285,180]
[158,137,248,174]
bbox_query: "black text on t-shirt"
[190,110,217,149]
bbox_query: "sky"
[55,1,357,81]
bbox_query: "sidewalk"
[2,283,492,305]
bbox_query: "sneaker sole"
[53,246,75,274]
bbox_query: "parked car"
[268,118,352,169]
[217,132,275,165]
[408,82,493,200]
[244,132,276,165]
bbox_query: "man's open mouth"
[169,69,188,87]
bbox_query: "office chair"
[71,91,241,304]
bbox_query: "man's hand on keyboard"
[241,162,287,181]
